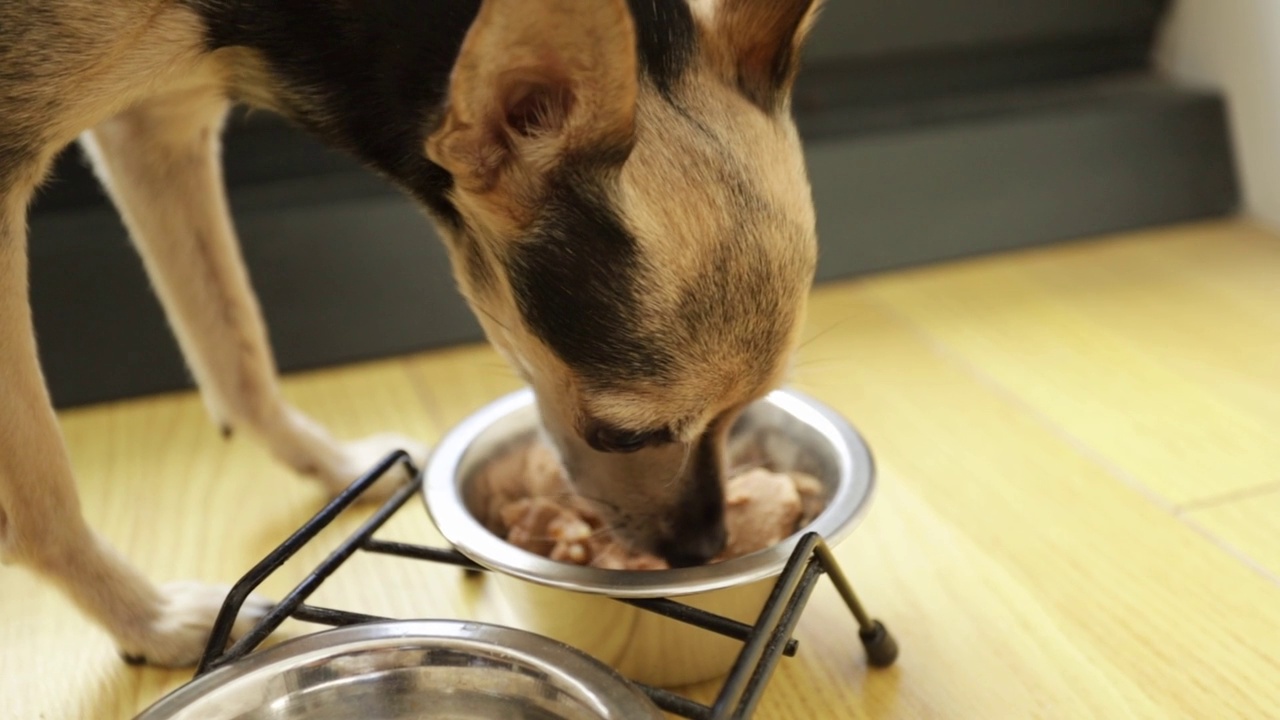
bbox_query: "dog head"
[426,0,821,566]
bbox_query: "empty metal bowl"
[423,388,875,687]
[135,621,663,719]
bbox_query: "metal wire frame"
[196,451,897,719]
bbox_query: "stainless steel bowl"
[135,621,663,720]
[424,389,875,687]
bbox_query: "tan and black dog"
[0,0,823,666]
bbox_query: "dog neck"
[190,0,698,226]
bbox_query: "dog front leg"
[81,89,426,500]
[1,163,271,667]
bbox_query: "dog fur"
[0,0,822,666]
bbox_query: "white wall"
[1156,0,1280,230]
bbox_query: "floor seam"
[1174,514,1280,586]
[863,294,1280,588]
[1176,483,1280,514]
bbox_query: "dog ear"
[426,0,637,211]
[711,0,823,111]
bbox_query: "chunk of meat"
[473,440,570,535]
[791,471,826,526]
[718,468,803,560]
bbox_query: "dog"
[0,0,822,667]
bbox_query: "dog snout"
[656,501,727,567]
[531,391,734,564]
[565,442,728,564]
[658,529,726,568]
[654,436,728,567]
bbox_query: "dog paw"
[314,433,430,503]
[118,581,273,668]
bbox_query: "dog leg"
[0,157,270,667]
[81,88,426,500]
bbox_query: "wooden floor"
[3,220,1279,719]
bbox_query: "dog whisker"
[470,301,514,335]
[790,356,848,372]
[797,317,852,351]
[660,445,694,491]
[527,490,621,515]
[523,523,616,545]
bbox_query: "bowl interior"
[425,389,875,598]
[457,398,845,524]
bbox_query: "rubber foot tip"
[859,620,899,668]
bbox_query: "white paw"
[119,581,273,668]
[315,433,430,503]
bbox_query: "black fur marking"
[507,168,674,388]
[180,1,703,370]
[184,0,698,223]
[628,0,699,97]
[186,0,481,220]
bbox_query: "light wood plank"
[789,288,1280,719]
[857,221,1280,505]
[402,343,525,428]
[992,223,1280,426]
[681,474,1169,719]
[1126,221,1280,316]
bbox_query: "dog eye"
[587,424,669,454]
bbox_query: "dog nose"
[653,430,729,567]
[657,519,727,568]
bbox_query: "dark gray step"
[801,0,1168,64]
[28,73,1237,408]
[800,74,1238,279]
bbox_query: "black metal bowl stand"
[196,451,897,720]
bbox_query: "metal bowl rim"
[136,620,662,719]
[422,388,876,598]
